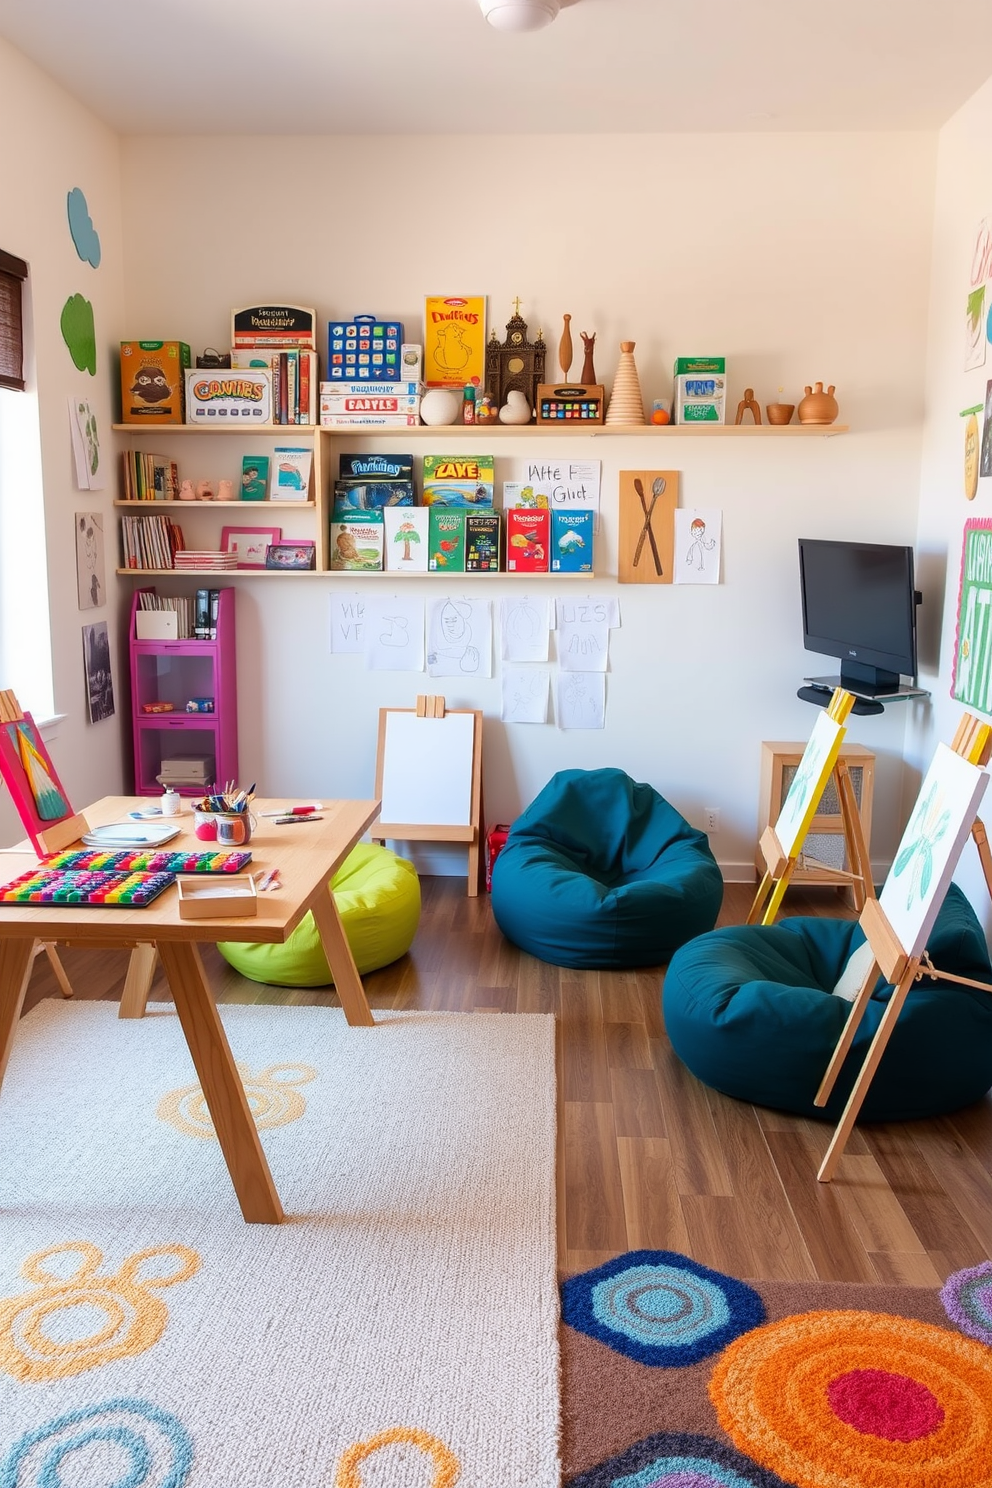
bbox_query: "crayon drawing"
[674,508,722,585]
[427,598,492,678]
[501,668,550,724]
[557,671,606,729]
[500,595,552,663]
[364,595,425,672]
[75,512,106,609]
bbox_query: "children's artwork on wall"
[75,512,106,610]
[555,596,619,673]
[508,459,602,529]
[68,397,103,489]
[500,595,552,663]
[950,517,992,711]
[363,595,426,672]
[773,709,847,860]
[329,593,364,653]
[557,671,606,730]
[617,471,678,584]
[66,187,101,267]
[427,598,492,678]
[981,381,992,480]
[966,218,992,371]
[82,620,115,723]
[501,668,550,724]
[220,525,281,569]
[60,293,96,375]
[674,508,722,584]
[879,742,989,957]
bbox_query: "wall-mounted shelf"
[115,500,315,509]
[115,421,849,439]
[115,567,595,580]
[112,424,320,435]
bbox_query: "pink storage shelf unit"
[128,587,238,796]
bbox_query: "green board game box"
[423,454,494,507]
[330,512,384,571]
[465,512,502,572]
[428,509,466,572]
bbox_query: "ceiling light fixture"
[479,0,561,31]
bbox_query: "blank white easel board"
[372,701,485,895]
[379,711,476,826]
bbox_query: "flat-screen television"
[798,538,920,695]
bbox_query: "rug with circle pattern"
[562,1251,992,1488]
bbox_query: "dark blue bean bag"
[490,768,723,969]
[663,883,992,1122]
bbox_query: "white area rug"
[0,1000,559,1487]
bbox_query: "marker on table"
[272,815,324,825]
[259,804,323,818]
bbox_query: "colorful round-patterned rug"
[709,1309,992,1488]
[561,1250,765,1367]
[941,1260,992,1346]
[565,1429,795,1488]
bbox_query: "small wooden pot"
[766,403,795,425]
[798,382,838,425]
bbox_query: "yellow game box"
[424,296,486,390]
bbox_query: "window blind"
[0,249,27,391]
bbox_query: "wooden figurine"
[735,388,762,425]
[558,314,573,381]
[604,342,647,426]
[580,331,597,384]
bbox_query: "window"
[0,252,54,720]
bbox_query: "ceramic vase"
[499,389,531,424]
[798,382,838,425]
[605,341,646,425]
[419,388,462,426]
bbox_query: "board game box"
[185,368,272,424]
[232,305,316,349]
[338,452,414,481]
[330,512,384,571]
[422,454,494,507]
[428,509,466,572]
[551,509,595,573]
[424,296,486,389]
[326,315,404,381]
[120,341,191,424]
[333,479,415,513]
[506,509,550,572]
[465,513,502,572]
[384,509,430,572]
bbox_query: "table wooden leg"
[118,944,159,1019]
[309,888,375,1027]
[157,939,284,1223]
[0,938,35,1091]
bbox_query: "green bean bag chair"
[218,842,420,987]
[490,768,723,968]
[663,883,992,1122]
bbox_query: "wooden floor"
[20,877,992,1286]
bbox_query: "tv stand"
[801,674,930,712]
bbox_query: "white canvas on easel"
[379,711,475,827]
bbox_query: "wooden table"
[0,795,381,1223]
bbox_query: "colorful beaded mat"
[0,868,176,907]
[42,849,252,874]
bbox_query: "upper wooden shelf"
[114,422,849,438]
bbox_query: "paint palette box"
[330,513,384,571]
[120,341,191,424]
[184,368,272,424]
[551,510,594,573]
[506,509,550,572]
[465,512,502,572]
[428,509,466,572]
[384,508,430,572]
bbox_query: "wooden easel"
[814,712,992,1182]
[748,688,874,926]
[371,695,485,896]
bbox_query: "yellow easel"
[815,711,992,1181]
[748,688,874,926]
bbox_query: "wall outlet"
[705,807,720,832]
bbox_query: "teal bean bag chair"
[218,842,420,987]
[663,882,992,1122]
[490,768,723,969]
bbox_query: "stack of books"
[173,551,239,571]
[121,513,185,570]
[230,305,318,425]
[319,380,423,428]
[122,450,179,500]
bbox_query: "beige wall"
[119,133,935,875]
[0,36,127,846]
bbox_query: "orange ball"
[651,408,671,425]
